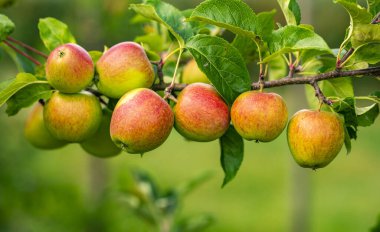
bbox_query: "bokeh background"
[1,0,379,231]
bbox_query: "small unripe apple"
[24,103,67,149]
[181,59,210,84]
[96,42,155,99]
[43,91,102,142]
[80,109,121,158]
[231,91,288,142]
[110,88,173,154]
[174,83,230,142]
[287,109,345,169]
[46,43,94,93]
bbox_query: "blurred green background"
[1,0,379,231]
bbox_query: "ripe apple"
[110,88,173,154]
[287,109,345,169]
[231,91,288,142]
[43,91,102,142]
[174,83,230,142]
[181,59,210,84]
[96,42,155,99]
[46,43,94,93]
[24,103,67,149]
[80,109,121,158]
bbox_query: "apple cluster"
[24,42,345,169]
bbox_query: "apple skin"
[24,103,67,149]
[181,59,210,84]
[174,83,230,142]
[287,109,345,169]
[110,88,174,154]
[43,91,102,142]
[46,43,94,93]
[231,91,288,142]
[96,42,155,99]
[80,109,121,158]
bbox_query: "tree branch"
[6,36,48,59]
[3,40,41,66]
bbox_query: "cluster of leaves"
[0,0,379,186]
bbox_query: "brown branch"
[6,36,48,59]
[3,40,41,66]
[371,12,380,24]
[311,80,332,105]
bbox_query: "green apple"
[96,42,155,98]
[287,109,345,169]
[46,43,94,93]
[231,91,288,142]
[24,103,67,149]
[181,59,210,84]
[110,88,173,154]
[80,109,121,158]
[43,91,102,142]
[174,83,230,142]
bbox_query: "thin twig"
[310,80,332,105]
[3,40,41,66]
[6,36,48,59]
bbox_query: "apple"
[80,109,121,158]
[181,59,210,84]
[43,91,102,142]
[110,88,173,154]
[46,43,94,93]
[231,91,288,142]
[24,103,67,149]
[287,109,345,169]
[96,42,155,98]
[174,83,230,142]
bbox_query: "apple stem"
[152,58,165,85]
[3,40,41,66]
[164,48,183,101]
[38,99,45,106]
[6,36,48,59]
[85,88,107,106]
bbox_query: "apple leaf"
[268,55,288,80]
[231,35,258,63]
[186,34,251,105]
[38,17,76,51]
[277,0,301,25]
[6,83,53,116]
[367,0,380,17]
[220,125,244,187]
[0,14,14,41]
[264,25,332,62]
[333,97,358,139]
[356,103,379,127]
[0,73,48,110]
[88,50,103,64]
[348,42,380,65]
[343,127,352,155]
[351,24,380,48]
[129,0,193,47]
[0,43,35,72]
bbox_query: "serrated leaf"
[335,0,372,24]
[349,42,380,65]
[351,24,380,48]
[219,125,244,187]
[189,0,257,39]
[356,103,379,127]
[344,127,352,155]
[0,14,14,41]
[277,0,301,25]
[231,35,258,63]
[38,17,76,51]
[0,73,48,109]
[6,84,53,116]
[264,25,332,62]
[129,1,192,47]
[256,10,276,41]
[367,0,380,17]
[186,34,251,105]
[333,97,358,140]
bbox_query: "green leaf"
[0,43,35,72]
[38,17,76,51]
[277,0,301,25]
[134,33,164,52]
[333,97,358,138]
[231,35,258,63]
[264,25,332,62]
[0,14,14,41]
[186,34,251,105]
[335,0,372,24]
[343,127,352,155]
[219,125,244,187]
[189,0,258,39]
[356,103,379,127]
[177,214,214,232]
[367,0,380,17]
[0,73,48,109]
[88,50,103,64]
[256,10,276,41]
[268,55,288,80]
[351,24,380,48]
[348,42,380,65]
[370,91,380,98]
[129,0,192,47]
[6,83,53,116]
